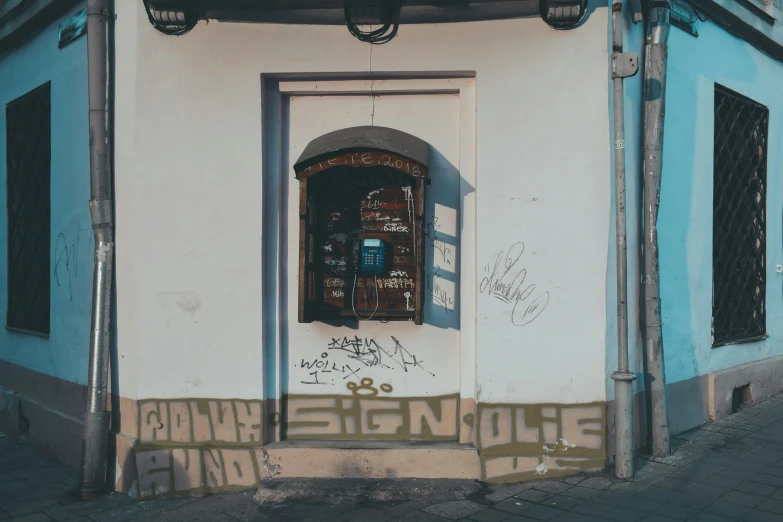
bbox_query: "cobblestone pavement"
[3,394,783,521]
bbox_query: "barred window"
[712,85,768,347]
[6,82,51,336]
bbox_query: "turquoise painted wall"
[606,14,783,400]
[659,19,783,384]
[0,4,93,385]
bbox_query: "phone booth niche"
[294,126,429,325]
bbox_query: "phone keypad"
[360,240,385,275]
[362,250,383,274]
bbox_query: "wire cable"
[351,274,380,320]
[344,0,401,44]
[143,0,198,36]
[540,0,588,30]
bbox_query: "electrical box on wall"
[294,126,430,324]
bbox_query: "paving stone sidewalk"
[3,394,783,521]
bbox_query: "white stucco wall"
[113,2,611,405]
[283,92,463,399]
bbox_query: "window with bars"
[712,85,768,347]
[6,82,51,336]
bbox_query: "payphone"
[355,238,387,275]
[348,238,388,319]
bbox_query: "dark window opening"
[712,85,768,347]
[731,384,753,413]
[6,82,51,336]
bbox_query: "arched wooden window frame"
[294,126,430,325]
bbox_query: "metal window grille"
[712,85,768,347]
[6,82,51,336]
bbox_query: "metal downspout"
[610,0,638,479]
[642,3,671,458]
[79,0,114,499]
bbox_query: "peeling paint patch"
[260,448,281,478]
[558,438,576,450]
[157,291,201,317]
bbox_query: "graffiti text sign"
[135,447,276,498]
[286,379,458,441]
[476,403,605,482]
[138,399,263,445]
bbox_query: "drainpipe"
[642,2,671,458]
[79,0,114,499]
[610,0,639,479]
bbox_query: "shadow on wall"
[108,260,122,486]
[423,147,471,330]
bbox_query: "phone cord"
[351,274,380,320]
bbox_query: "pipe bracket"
[89,199,113,228]
[612,52,640,79]
[611,371,638,381]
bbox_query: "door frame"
[261,74,477,444]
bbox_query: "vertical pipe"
[610,0,637,479]
[642,5,671,458]
[79,0,114,499]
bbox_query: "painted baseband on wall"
[131,395,606,498]
[285,379,460,441]
[476,402,605,482]
[138,399,264,445]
